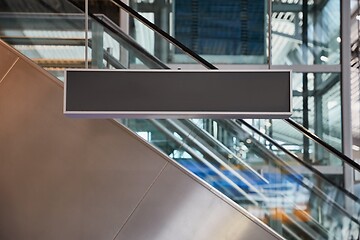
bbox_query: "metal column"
[341,0,354,210]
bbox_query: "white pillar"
[341,0,354,211]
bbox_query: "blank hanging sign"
[64,69,292,118]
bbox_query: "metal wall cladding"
[114,164,282,240]
[0,40,282,240]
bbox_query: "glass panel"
[271,119,342,166]
[88,18,159,70]
[243,71,342,165]
[272,0,340,65]
[120,119,182,154]
[80,0,204,68]
[257,72,342,153]
[129,15,202,67]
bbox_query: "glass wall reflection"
[129,0,268,64]
[271,0,340,65]
[248,72,343,165]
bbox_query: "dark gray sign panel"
[64,70,292,118]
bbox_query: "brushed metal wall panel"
[0,56,167,240]
[0,41,18,81]
[0,42,282,240]
[115,164,282,240]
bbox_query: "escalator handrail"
[285,118,360,171]
[63,1,169,69]
[237,119,360,204]
[167,119,269,200]
[93,14,169,69]
[105,0,358,175]
[179,119,270,185]
[108,0,217,70]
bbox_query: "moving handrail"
[176,119,270,185]
[67,0,213,68]
[285,118,360,171]
[237,119,360,203]
[92,13,169,69]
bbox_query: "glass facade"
[272,0,340,65]
[279,72,342,152]
[129,0,340,65]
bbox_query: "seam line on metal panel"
[0,57,19,85]
[111,162,169,240]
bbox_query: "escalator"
[0,0,359,239]
[183,118,360,239]
[125,118,360,240]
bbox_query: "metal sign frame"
[64,69,292,118]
